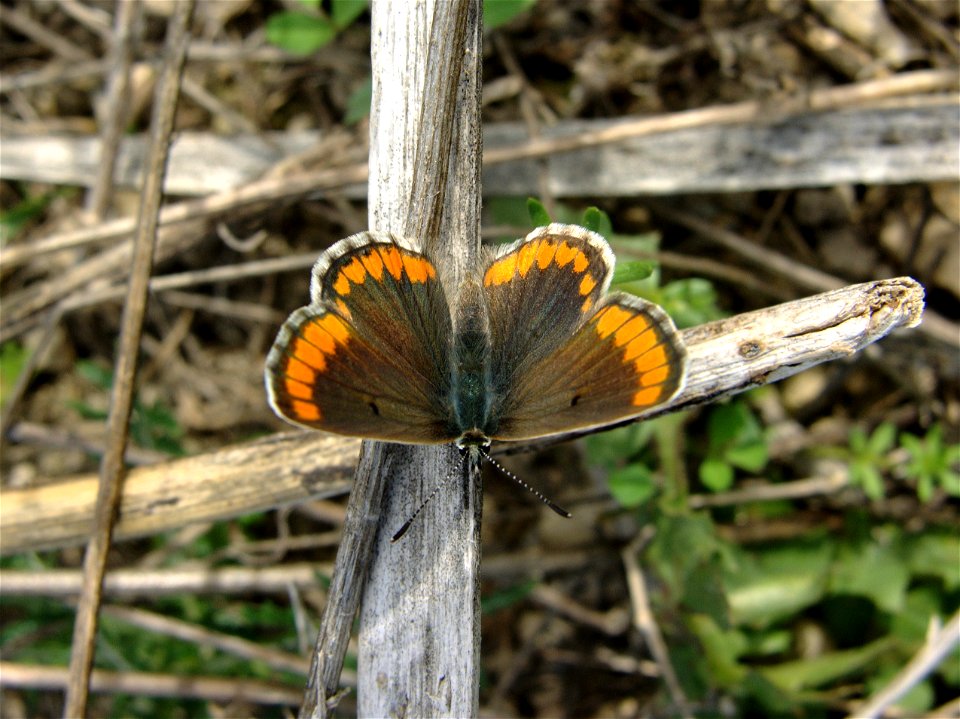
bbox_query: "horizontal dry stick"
[0,432,359,555]
[5,98,957,199]
[0,548,604,597]
[0,277,924,555]
[0,662,302,706]
[2,68,953,271]
[0,562,331,598]
[102,604,310,676]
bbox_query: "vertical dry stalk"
[62,2,194,716]
[298,1,483,717]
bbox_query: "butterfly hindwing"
[490,282,687,440]
[265,232,456,444]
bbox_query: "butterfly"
[265,223,687,454]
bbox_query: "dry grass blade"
[63,2,195,715]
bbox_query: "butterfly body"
[265,224,687,447]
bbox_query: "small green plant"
[266,0,368,55]
[0,342,28,409]
[827,422,960,502]
[846,422,897,500]
[901,423,960,501]
[70,360,185,456]
[698,400,769,492]
[483,0,537,30]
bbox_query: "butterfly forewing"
[482,225,614,431]
[265,233,456,444]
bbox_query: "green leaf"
[647,514,719,597]
[266,11,338,54]
[684,563,730,628]
[725,542,833,628]
[483,0,536,30]
[581,206,612,237]
[481,580,536,614]
[699,458,734,492]
[76,359,114,390]
[0,342,28,409]
[761,637,895,692]
[611,260,655,285]
[331,0,367,28]
[344,77,372,125]
[1,189,60,245]
[658,277,724,328]
[526,197,551,227]
[830,536,909,612]
[687,613,748,686]
[607,463,656,507]
[906,532,960,590]
[725,439,768,473]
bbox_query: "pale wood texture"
[2,102,955,196]
[357,2,483,718]
[1,278,924,551]
[0,432,357,554]
[295,2,484,718]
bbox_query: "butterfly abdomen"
[450,281,496,441]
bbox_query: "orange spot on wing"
[579,274,597,296]
[292,337,327,370]
[361,250,384,279]
[402,255,433,283]
[517,242,538,277]
[381,246,404,279]
[484,256,517,286]
[333,274,350,296]
[623,328,657,360]
[581,297,593,314]
[642,365,670,386]
[594,305,632,339]
[634,345,667,373]
[614,315,649,347]
[302,322,337,355]
[572,250,589,273]
[335,299,351,319]
[291,400,321,421]
[342,257,366,284]
[555,241,577,267]
[285,355,318,383]
[536,241,556,269]
[632,387,662,407]
[320,315,350,344]
[285,377,313,400]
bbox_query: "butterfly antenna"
[478,447,571,518]
[390,458,463,543]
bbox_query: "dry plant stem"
[1,662,302,706]
[649,202,958,348]
[357,3,483,719]
[622,532,694,719]
[481,68,957,164]
[63,3,194,716]
[0,69,951,270]
[0,431,357,555]
[101,605,309,676]
[850,609,960,719]
[297,2,484,716]
[1,278,925,556]
[1,563,333,599]
[85,0,137,219]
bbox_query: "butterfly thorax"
[450,280,497,445]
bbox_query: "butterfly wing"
[265,232,456,444]
[480,224,686,441]
[482,224,615,410]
